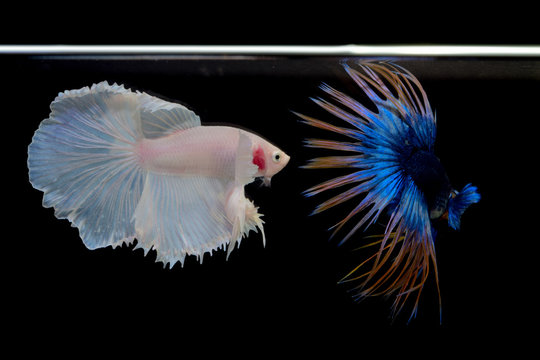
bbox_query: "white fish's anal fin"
[133,172,232,266]
[225,186,246,259]
[245,199,265,247]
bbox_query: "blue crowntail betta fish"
[297,61,480,321]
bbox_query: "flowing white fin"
[28,82,146,249]
[133,173,232,266]
[28,81,201,250]
[132,130,264,266]
[136,91,201,138]
[28,81,266,265]
[225,186,266,260]
[235,131,259,184]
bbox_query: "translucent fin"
[136,91,201,138]
[299,62,444,321]
[224,186,265,260]
[131,178,266,267]
[133,173,233,266]
[227,131,264,257]
[244,200,265,247]
[28,81,146,249]
[235,131,258,185]
[28,81,266,266]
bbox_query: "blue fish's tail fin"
[447,184,481,230]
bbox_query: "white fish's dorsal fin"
[136,91,201,138]
[235,130,258,185]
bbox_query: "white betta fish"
[28,82,289,266]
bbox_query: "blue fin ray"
[448,184,481,230]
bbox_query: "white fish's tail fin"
[28,82,147,249]
[28,81,203,252]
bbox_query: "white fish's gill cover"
[28,81,271,267]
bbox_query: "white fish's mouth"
[282,153,291,167]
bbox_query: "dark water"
[4,52,539,347]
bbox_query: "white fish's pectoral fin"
[225,185,266,260]
[235,131,258,185]
[133,172,232,266]
[245,200,265,247]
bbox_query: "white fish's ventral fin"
[225,186,266,260]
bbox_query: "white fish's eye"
[272,151,281,163]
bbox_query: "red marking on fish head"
[252,146,266,171]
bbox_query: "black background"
[3,43,539,354]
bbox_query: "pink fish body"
[137,126,280,180]
[28,82,289,266]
